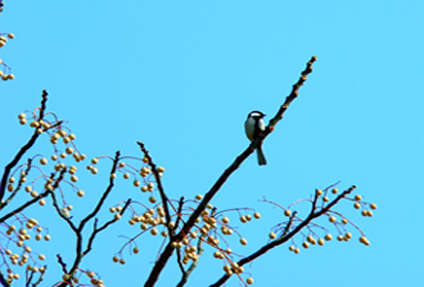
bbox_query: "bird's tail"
[257,144,267,166]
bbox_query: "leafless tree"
[0,57,376,287]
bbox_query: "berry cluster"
[0,32,15,80]
[0,216,49,282]
[265,185,376,256]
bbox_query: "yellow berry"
[8,33,15,39]
[112,256,119,263]
[329,216,337,223]
[354,202,361,209]
[342,218,348,224]
[44,235,51,241]
[246,277,254,285]
[65,147,74,154]
[316,189,323,196]
[151,228,158,236]
[355,195,362,201]
[269,232,276,239]
[133,180,141,187]
[58,130,67,137]
[302,242,309,249]
[307,235,316,245]
[240,238,248,246]
[318,238,325,246]
[70,175,78,182]
[253,212,261,219]
[294,248,300,254]
[149,196,157,203]
[30,121,40,128]
[359,236,370,246]
[284,209,291,217]
[77,190,85,197]
[370,203,377,210]
[323,196,329,202]
[40,158,48,165]
[332,188,338,194]
[39,199,46,206]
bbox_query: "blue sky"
[1,1,423,286]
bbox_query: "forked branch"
[143,56,317,287]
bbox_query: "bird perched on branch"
[244,111,267,166]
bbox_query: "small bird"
[244,111,267,166]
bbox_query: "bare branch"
[29,265,47,287]
[2,158,33,209]
[174,197,185,234]
[78,151,121,231]
[0,168,66,225]
[0,271,10,287]
[209,185,356,287]
[137,142,174,241]
[83,198,132,255]
[0,90,48,202]
[143,56,317,287]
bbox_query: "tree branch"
[137,142,174,241]
[143,56,317,287]
[209,185,356,287]
[0,90,48,202]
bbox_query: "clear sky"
[1,1,423,287]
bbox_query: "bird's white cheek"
[258,119,266,132]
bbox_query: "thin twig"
[137,142,174,242]
[83,198,132,255]
[174,197,185,234]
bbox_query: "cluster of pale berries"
[278,188,376,254]
[88,156,165,208]
[0,33,15,81]
[62,271,105,287]
[110,195,256,284]
[13,113,85,214]
[1,219,50,282]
